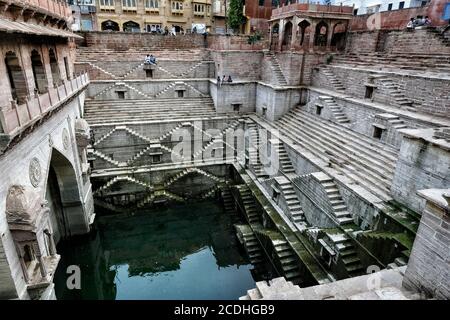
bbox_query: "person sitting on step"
[406,18,416,30]
[227,75,233,83]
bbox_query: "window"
[100,0,115,6]
[373,126,383,139]
[145,69,153,78]
[152,155,161,163]
[232,104,241,112]
[177,90,184,97]
[365,86,374,99]
[172,1,183,12]
[387,3,393,11]
[398,1,405,9]
[145,0,159,9]
[316,105,323,115]
[117,91,125,99]
[122,0,136,8]
[194,3,205,15]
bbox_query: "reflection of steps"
[94,175,152,195]
[236,185,261,225]
[319,96,350,124]
[322,66,345,92]
[274,109,398,200]
[275,176,305,224]
[266,52,287,85]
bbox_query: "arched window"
[123,21,140,32]
[49,48,61,86]
[101,20,120,31]
[298,20,311,46]
[4,51,28,104]
[314,21,328,47]
[23,244,35,267]
[30,49,48,94]
[282,21,293,47]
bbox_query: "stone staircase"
[247,122,265,177]
[377,76,415,111]
[274,176,305,224]
[321,66,345,92]
[240,277,301,300]
[319,96,350,124]
[236,185,262,225]
[154,82,177,98]
[274,109,399,201]
[266,52,288,85]
[93,83,117,99]
[91,149,121,167]
[272,238,301,283]
[236,224,264,265]
[334,236,365,277]
[318,175,354,225]
[193,120,240,160]
[271,140,296,174]
[84,97,215,124]
[221,188,235,214]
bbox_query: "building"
[0,0,94,299]
[68,0,98,31]
[331,0,430,15]
[94,0,214,33]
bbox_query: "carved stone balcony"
[0,73,89,152]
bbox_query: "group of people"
[217,75,233,87]
[148,25,180,36]
[145,54,157,65]
[407,16,432,30]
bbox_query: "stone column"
[309,20,316,50]
[290,18,299,50]
[326,21,334,51]
[278,19,285,52]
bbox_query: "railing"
[271,2,354,19]
[12,0,71,20]
[0,73,89,136]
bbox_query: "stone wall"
[311,66,450,118]
[210,51,263,81]
[403,189,450,299]
[0,37,74,107]
[210,81,256,114]
[0,93,93,299]
[79,31,207,49]
[87,80,210,100]
[255,84,301,121]
[391,129,450,213]
[207,35,269,51]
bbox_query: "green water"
[54,200,259,300]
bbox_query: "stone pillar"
[403,189,450,299]
[327,21,334,51]
[309,21,316,50]
[278,19,285,52]
[291,18,299,50]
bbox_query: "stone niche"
[6,185,60,299]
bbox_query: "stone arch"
[331,22,346,49]
[4,51,28,104]
[48,48,61,86]
[30,49,48,94]
[282,21,293,49]
[45,148,88,243]
[314,21,329,47]
[123,21,140,32]
[101,20,119,31]
[298,20,311,47]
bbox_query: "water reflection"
[54,200,257,300]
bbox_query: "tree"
[228,0,245,32]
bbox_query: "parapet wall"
[78,31,207,49]
[207,35,269,51]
